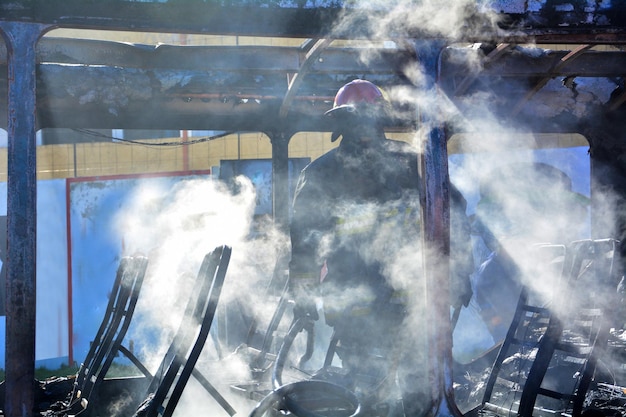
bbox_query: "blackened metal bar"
[270,131,291,231]
[414,39,462,417]
[0,21,49,417]
[279,38,333,118]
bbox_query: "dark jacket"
[289,136,473,314]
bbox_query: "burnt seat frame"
[63,255,149,415]
[481,239,621,417]
[134,245,235,417]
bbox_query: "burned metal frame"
[0,39,416,131]
[1,2,626,417]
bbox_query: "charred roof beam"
[280,38,333,118]
[0,37,416,132]
[453,43,514,96]
[511,44,592,115]
[0,37,413,74]
[441,47,626,88]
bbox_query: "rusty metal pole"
[413,40,462,417]
[0,21,49,417]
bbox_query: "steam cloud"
[112,175,290,416]
[105,0,624,415]
[326,0,624,411]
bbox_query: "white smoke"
[334,0,503,45]
[100,1,626,416]
[320,1,625,413]
[111,175,290,416]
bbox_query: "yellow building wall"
[0,130,341,181]
[48,29,305,47]
[0,129,583,182]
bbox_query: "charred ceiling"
[439,44,626,134]
[0,37,418,133]
[0,38,625,139]
[2,1,626,139]
[3,1,626,41]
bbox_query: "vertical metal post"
[269,131,291,232]
[0,21,48,417]
[413,40,462,417]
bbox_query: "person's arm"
[288,166,331,319]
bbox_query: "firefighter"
[288,79,473,416]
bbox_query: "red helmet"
[325,79,386,117]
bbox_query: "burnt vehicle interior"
[1,1,626,417]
